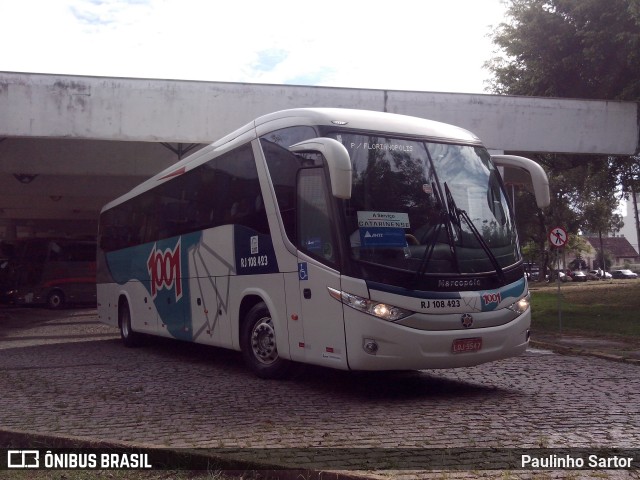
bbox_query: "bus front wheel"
[119,300,142,347]
[241,302,290,379]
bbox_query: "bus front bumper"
[344,308,531,371]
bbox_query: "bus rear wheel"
[119,300,142,347]
[241,302,290,379]
[47,290,65,309]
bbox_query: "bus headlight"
[507,293,530,316]
[327,287,413,321]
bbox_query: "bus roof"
[101,108,483,213]
[254,108,481,144]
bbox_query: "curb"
[530,340,640,365]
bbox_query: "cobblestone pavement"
[0,307,638,479]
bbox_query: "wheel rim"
[49,293,62,308]
[250,316,278,365]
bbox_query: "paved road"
[0,307,638,477]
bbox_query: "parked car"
[547,270,570,282]
[610,269,638,279]
[588,269,612,280]
[568,270,588,282]
[586,270,600,281]
[525,265,540,281]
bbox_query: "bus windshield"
[331,133,519,278]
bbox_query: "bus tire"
[119,300,142,348]
[47,290,65,309]
[241,302,290,379]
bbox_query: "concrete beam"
[388,92,639,155]
[2,72,638,155]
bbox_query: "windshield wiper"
[414,219,443,281]
[414,182,458,282]
[443,182,506,283]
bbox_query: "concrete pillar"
[0,219,17,242]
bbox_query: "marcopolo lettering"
[438,278,482,288]
[147,239,182,300]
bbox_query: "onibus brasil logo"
[147,238,182,301]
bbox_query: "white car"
[588,270,612,279]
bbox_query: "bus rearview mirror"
[289,138,352,199]
[491,155,551,209]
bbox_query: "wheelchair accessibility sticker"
[298,262,309,281]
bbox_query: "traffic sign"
[548,226,568,248]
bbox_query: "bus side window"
[216,143,269,234]
[297,168,336,264]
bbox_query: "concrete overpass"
[1,71,638,240]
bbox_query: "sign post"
[548,226,568,334]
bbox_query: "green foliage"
[510,154,622,278]
[486,0,640,100]
[486,0,640,272]
[592,249,613,270]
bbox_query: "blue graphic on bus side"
[233,225,279,275]
[105,231,202,341]
[479,277,526,312]
[106,226,280,342]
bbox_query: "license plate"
[452,337,482,353]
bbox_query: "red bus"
[5,238,96,309]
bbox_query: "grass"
[529,280,640,338]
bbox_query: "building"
[581,235,640,269]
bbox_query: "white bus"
[97,108,550,378]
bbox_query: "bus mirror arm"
[491,155,551,209]
[289,138,352,199]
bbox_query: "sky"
[0,0,509,94]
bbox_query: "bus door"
[295,168,348,369]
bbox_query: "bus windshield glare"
[331,133,519,277]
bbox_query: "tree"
[487,0,640,100]
[508,153,622,278]
[486,0,640,273]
